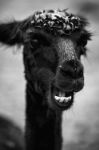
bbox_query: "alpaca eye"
[76,45,87,56]
[30,39,39,48]
[77,38,88,47]
[81,39,87,47]
[32,39,39,44]
[80,47,87,55]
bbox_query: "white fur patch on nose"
[57,38,77,62]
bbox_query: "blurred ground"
[0,0,99,150]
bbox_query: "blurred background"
[0,0,99,149]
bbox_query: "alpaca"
[0,9,91,150]
[0,115,24,150]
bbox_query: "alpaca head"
[23,10,91,111]
[0,9,91,111]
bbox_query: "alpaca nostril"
[73,67,83,79]
[60,67,73,77]
[78,69,83,78]
[59,60,84,79]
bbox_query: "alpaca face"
[0,9,91,111]
[23,29,91,111]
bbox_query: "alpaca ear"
[0,20,24,46]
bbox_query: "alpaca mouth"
[52,86,74,110]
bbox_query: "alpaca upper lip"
[52,83,74,96]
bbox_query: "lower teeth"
[54,96,71,103]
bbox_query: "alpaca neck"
[25,82,62,150]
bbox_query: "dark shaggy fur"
[0,10,92,150]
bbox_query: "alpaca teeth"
[54,96,71,103]
[54,96,64,102]
[54,96,60,101]
[64,96,71,102]
[59,97,64,102]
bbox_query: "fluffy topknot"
[28,9,86,35]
